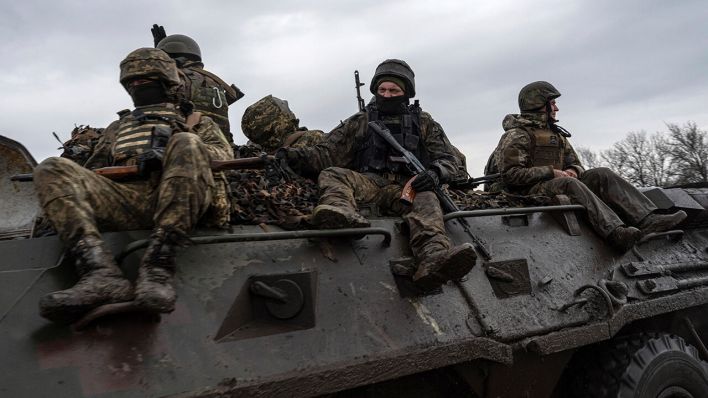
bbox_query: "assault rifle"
[354,70,365,112]
[450,173,501,190]
[368,121,491,260]
[10,155,289,183]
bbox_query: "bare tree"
[600,131,671,187]
[665,122,708,184]
[575,147,604,169]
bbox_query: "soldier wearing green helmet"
[490,81,686,252]
[32,47,233,324]
[155,30,244,144]
[277,59,476,291]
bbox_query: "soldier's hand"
[411,169,440,192]
[553,169,570,179]
[151,24,167,48]
[563,168,578,178]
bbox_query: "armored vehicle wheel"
[560,333,708,398]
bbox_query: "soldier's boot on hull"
[637,210,688,235]
[39,236,133,324]
[135,227,179,313]
[607,226,643,252]
[413,243,477,291]
[311,204,371,229]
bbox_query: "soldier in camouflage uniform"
[241,95,325,153]
[33,48,233,323]
[157,34,244,144]
[59,125,104,165]
[495,81,686,251]
[278,60,476,290]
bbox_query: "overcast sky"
[2,0,707,175]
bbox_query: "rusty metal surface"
[0,135,39,237]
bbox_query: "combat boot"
[637,210,687,235]
[134,227,180,313]
[607,226,642,252]
[39,236,133,324]
[413,243,477,291]
[311,204,371,229]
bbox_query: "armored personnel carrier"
[1,135,707,398]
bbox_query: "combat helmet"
[119,47,183,101]
[157,34,202,61]
[518,81,561,112]
[369,59,416,97]
[241,95,299,151]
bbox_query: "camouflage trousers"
[35,133,221,245]
[529,167,657,237]
[318,167,450,262]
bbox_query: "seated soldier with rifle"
[33,48,234,323]
[277,59,477,290]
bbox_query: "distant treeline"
[577,122,708,187]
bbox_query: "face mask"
[128,81,168,106]
[375,94,409,115]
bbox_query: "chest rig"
[529,128,565,169]
[182,66,231,135]
[111,104,182,166]
[356,102,426,175]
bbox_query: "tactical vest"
[111,104,183,166]
[356,102,426,175]
[181,63,241,140]
[530,128,565,169]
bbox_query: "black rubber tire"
[560,333,708,398]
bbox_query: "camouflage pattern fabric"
[318,167,449,262]
[181,61,236,142]
[60,125,104,165]
[497,112,657,238]
[284,109,459,263]
[35,112,233,244]
[228,169,319,229]
[497,113,583,192]
[120,48,183,102]
[287,129,326,149]
[241,95,300,152]
[287,110,458,182]
[448,143,469,185]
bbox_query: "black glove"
[275,147,300,178]
[137,148,165,175]
[151,24,167,47]
[411,169,439,192]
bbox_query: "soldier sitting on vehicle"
[240,95,325,156]
[492,81,686,251]
[33,48,233,323]
[153,26,244,144]
[277,59,476,290]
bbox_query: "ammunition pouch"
[137,125,172,176]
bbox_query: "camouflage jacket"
[497,113,584,193]
[85,104,232,169]
[287,110,459,182]
[180,61,242,141]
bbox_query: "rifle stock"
[11,156,278,182]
